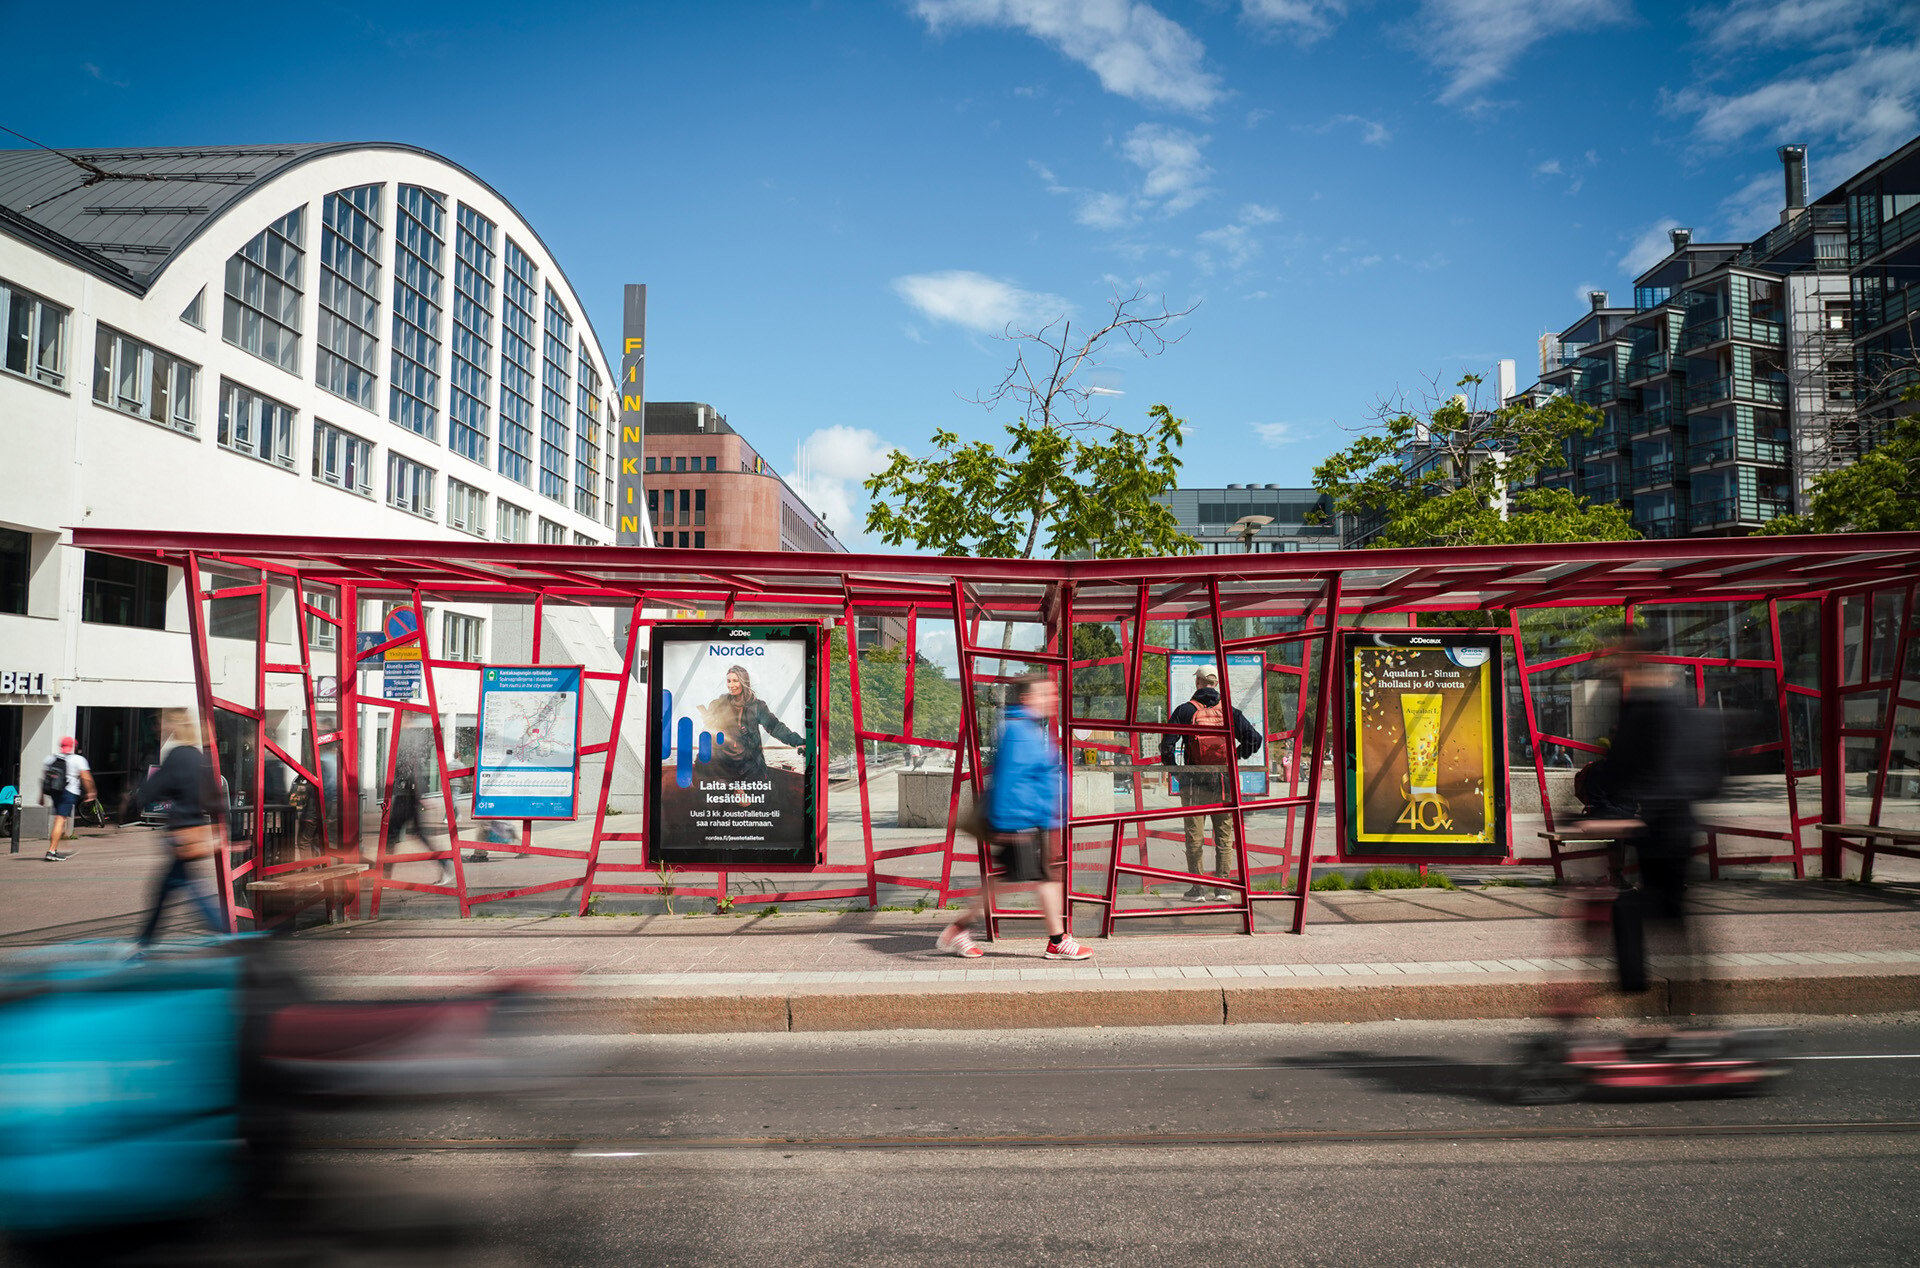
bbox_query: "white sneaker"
[936,922,984,958]
[1044,935,1093,961]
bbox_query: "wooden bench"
[246,862,370,925]
[1538,824,1638,880]
[1817,823,1920,883]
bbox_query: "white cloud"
[1570,280,1607,309]
[1197,203,1282,271]
[1413,0,1630,108]
[1617,218,1683,275]
[1251,422,1302,446]
[786,426,900,547]
[891,270,1072,333]
[1240,0,1347,43]
[1041,122,1213,230]
[1693,0,1900,52]
[912,0,1222,113]
[1301,113,1391,145]
[1535,159,1563,175]
[1121,123,1213,212]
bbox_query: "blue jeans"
[137,852,224,945]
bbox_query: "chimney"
[1778,144,1808,223]
[1588,290,1609,311]
[1669,227,1692,252]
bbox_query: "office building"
[640,402,847,552]
[1154,486,1341,553]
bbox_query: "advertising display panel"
[1344,632,1506,857]
[648,622,822,870]
[1167,652,1268,797]
[473,665,583,820]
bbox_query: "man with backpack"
[1160,668,1264,899]
[37,736,96,862]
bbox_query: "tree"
[1311,372,1639,548]
[1758,400,1920,536]
[865,291,1201,561]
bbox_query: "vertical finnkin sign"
[616,284,648,545]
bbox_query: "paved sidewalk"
[8,831,1920,1032]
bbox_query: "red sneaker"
[1044,935,1092,961]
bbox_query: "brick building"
[640,402,846,552]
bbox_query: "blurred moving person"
[1160,667,1262,898]
[1601,634,1725,1005]
[384,750,454,886]
[131,709,226,945]
[37,735,96,862]
[937,673,1092,961]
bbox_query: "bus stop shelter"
[69,528,1920,936]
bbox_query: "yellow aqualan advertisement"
[1346,633,1506,856]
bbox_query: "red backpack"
[1189,700,1230,767]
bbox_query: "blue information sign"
[473,665,584,820]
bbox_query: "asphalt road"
[261,1015,1920,1267]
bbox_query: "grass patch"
[1479,876,1533,888]
[1309,872,1352,892]
[1252,876,1293,892]
[1358,866,1456,891]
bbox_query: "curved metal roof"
[0,142,573,299]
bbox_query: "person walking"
[38,735,97,862]
[130,710,226,945]
[384,752,454,887]
[1598,634,1724,1004]
[936,673,1092,961]
[1160,668,1263,898]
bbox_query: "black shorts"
[990,830,1058,883]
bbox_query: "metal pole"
[1291,573,1342,934]
[1818,592,1845,877]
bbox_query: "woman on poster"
[701,664,807,781]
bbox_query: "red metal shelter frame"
[72,528,1920,936]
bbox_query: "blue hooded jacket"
[986,704,1063,833]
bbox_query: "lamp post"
[1231,514,1273,552]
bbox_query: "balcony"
[1686,376,1786,410]
[1624,352,1668,383]
[1582,477,1625,504]
[1580,426,1625,459]
[1688,434,1790,467]
[1689,497,1792,530]
[1676,315,1785,352]
[1628,404,1677,436]
[1857,284,1917,335]
[1854,198,1920,265]
[1638,514,1686,540]
[1572,380,1623,407]
[1732,205,1848,267]
[1631,459,1679,489]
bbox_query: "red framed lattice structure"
[72,528,1920,936]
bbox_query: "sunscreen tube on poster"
[1401,692,1442,795]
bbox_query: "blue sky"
[11,0,1919,545]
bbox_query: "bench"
[1817,823,1920,883]
[1538,825,1636,880]
[245,862,370,925]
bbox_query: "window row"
[653,531,708,548]
[647,487,707,527]
[647,454,719,472]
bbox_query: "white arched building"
[0,143,638,820]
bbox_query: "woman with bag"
[935,673,1092,961]
[131,708,227,945]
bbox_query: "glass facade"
[217,379,295,469]
[92,328,196,434]
[538,517,565,544]
[81,553,168,630]
[539,285,572,504]
[575,351,602,519]
[496,500,529,543]
[498,239,537,486]
[390,185,445,440]
[450,205,496,467]
[317,185,383,410]
[441,611,484,662]
[447,478,487,537]
[221,208,303,375]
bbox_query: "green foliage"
[1758,412,1920,536]
[1309,871,1352,891]
[1311,374,1639,548]
[825,625,965,758]
[865,403,1198,560]
[1358,866,1457,891]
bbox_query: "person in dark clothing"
[1160,668,1264,898]
[384,750,453,886]
[700,665,807,781]
[1599,636,1725,1006]
[131,709,226,945]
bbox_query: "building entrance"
[74,707,162,817]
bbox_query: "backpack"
[1189,701,1231,767]
[40,756,67,799]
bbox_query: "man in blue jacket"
[937,674,1092,961]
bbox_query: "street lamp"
[1231,514,1273,552]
